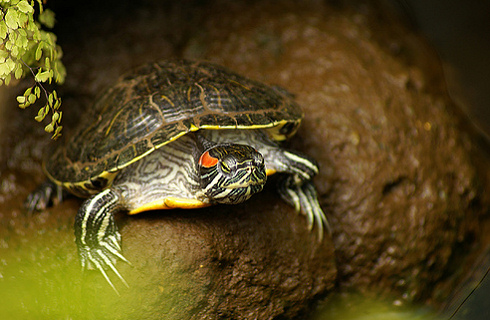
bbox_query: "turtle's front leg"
[272,149,330,239]
[74,188,130,293]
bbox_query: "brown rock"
[186,0,485,304]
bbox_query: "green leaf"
[14,65,23,79]
[0,61,10,76]
[35,0,44,14]
[53,97,61,110]
[34,86,41,98]
[23,87,32,97]
[44,123,54,133]
[48,92,54,105]
[16,28,28,48]
[35,105,48,122]
[30,25,41,40]
[6,58,16,71]
[0,48,7,59]
[54,60,66,84]
[38,9,55,28]
[4,73,11,85]
[52,125,63,140]
[16,95,26,104]
[0,20,7,39]
[17,10,29,27]
[2,1,66,139]
[35,42,44,60]
[28,93,36,104]
[10,45,19,58]
[5,8,19,29]
[17,27,27,37]
[17,0,34,14]
[35,70,51,82]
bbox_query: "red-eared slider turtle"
[26,59,328,291]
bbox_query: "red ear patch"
[199,151,219,168]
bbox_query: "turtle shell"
[44,59,304,197]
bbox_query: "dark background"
[388,1,490,318]
[388,0,490,141]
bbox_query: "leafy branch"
[0,0,66,139]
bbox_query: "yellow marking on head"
[128,197,210,214]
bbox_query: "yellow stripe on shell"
[46,120,296,193]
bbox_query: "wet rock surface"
[0,0,488,319]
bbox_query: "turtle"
[26,59,329,291]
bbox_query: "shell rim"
[44,119,298,193]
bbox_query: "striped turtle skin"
[26,60,328,292]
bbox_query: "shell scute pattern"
[44,60,303,194]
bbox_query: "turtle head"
[198,144,267,204]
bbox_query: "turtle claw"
[279,180,330,240]
[24,180,62,212]
[88,255,122,296]
[80,239,131,293]
[96,247,130,289]
[302,182,330,240]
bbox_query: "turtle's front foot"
[273,149,330,239]
[278,178,330,240]
[74,189,130,294]
[24,180,62,212]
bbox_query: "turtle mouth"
[219,182,265,204]
[224,178,264,189]
[224,167,267,189]
[205,173,266,205]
